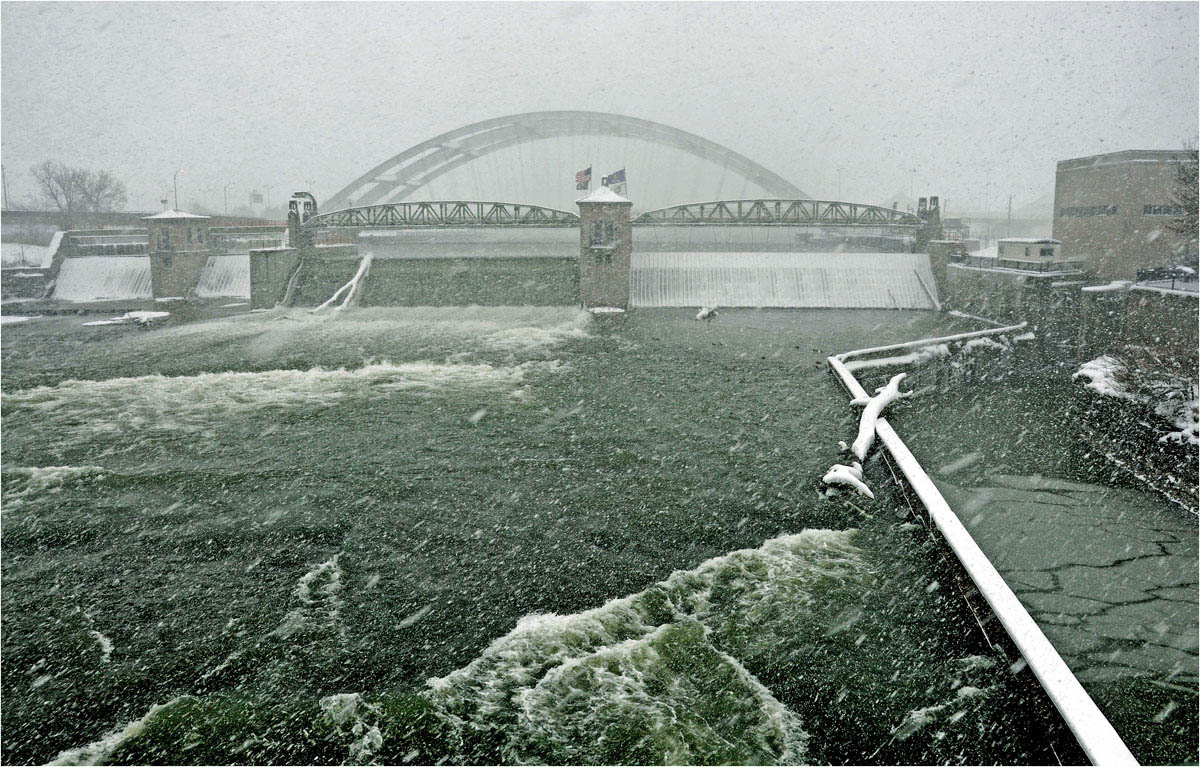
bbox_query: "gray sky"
[3,1,1196,215]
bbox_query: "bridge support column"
[577,187,633,310]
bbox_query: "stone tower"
[143,209,212,299]
[576,186,633,309]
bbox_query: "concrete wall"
[1079,283,1199,364]
[359,257,577,306]
[249,247,302,308]
[942,263,1084,333]
[287,252,361,306]
[1053,150,1195,279]
[275,251,579,307]
[150,251,209,299]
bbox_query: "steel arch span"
[323,111,808,210]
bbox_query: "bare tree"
[77,169,127,213]
[29,160,127,226]
[1167,148,1198,250]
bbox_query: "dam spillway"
[629,251,939,309]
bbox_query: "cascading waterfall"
[630,252,941,309]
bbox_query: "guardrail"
[827,325,1138,767]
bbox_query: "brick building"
[1052,150,1195,280]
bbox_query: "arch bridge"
[323,110,808,210]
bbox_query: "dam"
[1,113,1194,766]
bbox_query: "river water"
[1,307,1193,764]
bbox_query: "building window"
[187,228,193,244]
[161,228,170,249]
[1059,205,1118,217]
[1143,204,1184,216]
[592,220,615,245]
[1039,247,1055,257]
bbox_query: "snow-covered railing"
[827,327,1138,767]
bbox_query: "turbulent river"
[1,307,1195,765]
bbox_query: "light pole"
[224,182,234,215]
[836,166,846,201]
[263,185,272,209]
[173,168,184,210]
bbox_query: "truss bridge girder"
[302,201,581,231]
[633,199,924,228]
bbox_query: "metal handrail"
[828,326,1138,766]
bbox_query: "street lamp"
[173,168,184,210]
[224,182,234,215]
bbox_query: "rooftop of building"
[999,238,1060,244]
[576,186,631,204]
[1056,149,1196,172]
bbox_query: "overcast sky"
[3,1,1196,215]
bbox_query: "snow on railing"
[827,326,1138,767]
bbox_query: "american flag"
[575,166,591,191]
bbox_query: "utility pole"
[1,164,9,209]
[224,182,234,215]
[173,168,184,210]
[1007,194,1013,238]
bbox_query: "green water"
[0,307,1102,764]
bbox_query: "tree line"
[29,160,128,219]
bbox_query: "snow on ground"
[1,242,52,269]
[1159,399,1199,446]
[0,315,39,325]
[1074,356,1198,445]
[81,311,170,327]
[1072,356,1134,400]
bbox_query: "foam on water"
[46,696,193,766]
[274,555,345,639]
[319,693,385,764]
[3,360,561,443]
[1,465,108,505]
[426,529,867,765]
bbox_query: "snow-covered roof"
[575,186,631,204]
[998,238,1059,244]
[141,209,211,220]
